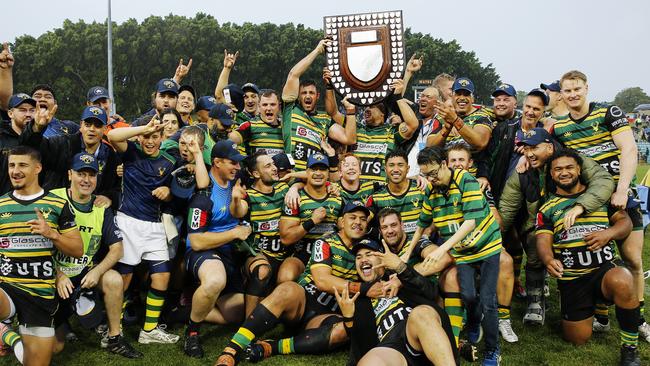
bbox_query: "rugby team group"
[0,36,645,366]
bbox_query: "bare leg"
[406,305,456,366]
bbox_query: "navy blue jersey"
[186,173,240,250]
[118,141,175,222]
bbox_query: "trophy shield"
[324,11,405,106]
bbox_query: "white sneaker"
[638,322,650,342]
[498,319,519,343]
[592,318,611,333]
[138,325,180,344]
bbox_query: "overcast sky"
[3,0,649,102]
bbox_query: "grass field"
[1,166,649,366]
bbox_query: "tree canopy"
[10,14,501,121]
[613,87,650,113]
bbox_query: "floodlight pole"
[107,0,115,114]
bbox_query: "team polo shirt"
[118,141,175,222]
[368,180,424,239]
[536,194,617,281]
[553,103,632,182]
[352,123,406,182]
[51,188,121,278]
[282,101,333,171]
[246,182,290,260]
[232,117,284,157]
[0,191,77,300]
[187,174,240,251]
[281,189,342,259]
[337,181,381,205]
[297,232,358,311]
[418,169,502,264]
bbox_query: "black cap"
[155,78,179,95]
[517,127,553,146]
[342,200,371,216]
[196,96,217,111]
[208,104,236,126]
[225,83,245,112]
[179,85,196,101]
[72,288,103,329]
[211,139,245,162]
[242,83,261,95]
[527,88,549,106]
[352,238,384,254]
[272,153,294,171]
[86,86,110,102]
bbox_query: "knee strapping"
[246,263,273,297]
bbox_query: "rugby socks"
[595,303,610,325]
[443,292,463,347]
[616,306,640,348]
[512,253,523,282]
[272,326,333,355]
[498,305,511,320]
[639,300,646,325]
[227,305,280,354]
[1,329,23,363]
[143,288,166,332]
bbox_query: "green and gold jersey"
[369,180,424,239]
[352,123,406,182]
[298,232,357,313]
[232,117,284,157]
[536,193,617,281]
[281,189,343,262]
[553,103,631,182]
[246,183,291,260]
[282,101,333,171]
[51,188,121,278]
[0,191,77,299]
[418,169,502,264]
[337,181,382,205]
[371,296,412,341]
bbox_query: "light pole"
[107,0,115,114]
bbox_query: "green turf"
[1,167,649,365]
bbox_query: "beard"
[555,176,579,191]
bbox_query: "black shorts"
[185,247,246,294]
[0,282,57,329]
[378,320,430,366]
[299,283,339,327]
[626,204,644,232]
[558,261,615,321]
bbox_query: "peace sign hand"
[372,240,404,272]
[27,208,57,240]
[333,285,359,318]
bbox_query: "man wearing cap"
[31,84,80,138]
[553,70,648,339]
[107,115,180,345]
[177,85,196,126]
[540,80,568,118]
[22,105,120,207]
[280,152,343,265]
[183,139,251,358]
[86,86,130,142]
[214,50,260,124]
[428,77,494,177]
[498,127,615,327]
[229,89,284,157]
[282,39,357,171]
[272,153,295,181]
[492,84,519,125]
[208,103,238,142]
[0,93,36,194]
[196,96,217,124]
[342,238,458,366]
[50,153,141,358]
[132,78,179,126]
[217,201,384,365]
[0,145,82,366]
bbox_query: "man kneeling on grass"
[215,201,393,366]
[536,149,640,366]
[339,238,458,366]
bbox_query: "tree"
[613,87,650,113]
[9,15,501,121]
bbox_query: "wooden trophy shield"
[324,11,405,106]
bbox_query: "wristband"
[302,219,316,232]
[328,153,339,167]
[326,83,334,90]
[396,261,408,275]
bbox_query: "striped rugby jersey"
[282,101,333,171]
[232,116,284,157]
[368,180,424,240]
[246,183,291,260]
[417,169,502,264]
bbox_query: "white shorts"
[116,212,169,266]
